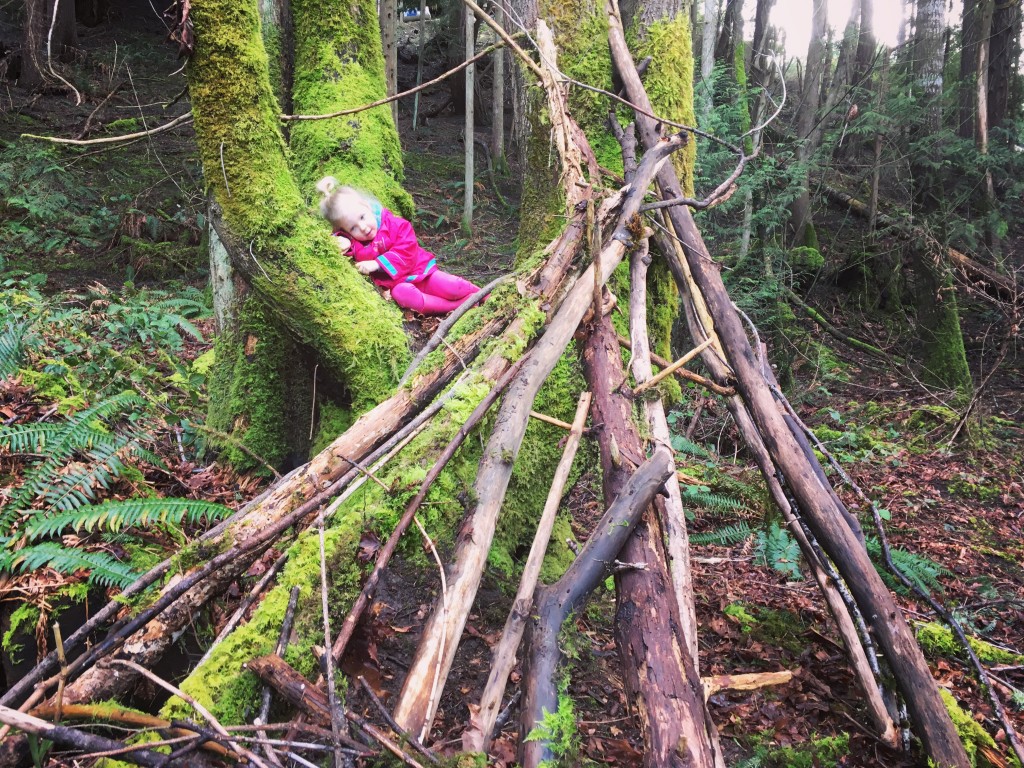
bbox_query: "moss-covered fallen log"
[821,185,1019,305]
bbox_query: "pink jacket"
[337,208,438,290]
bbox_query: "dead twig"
[357,676,439,765]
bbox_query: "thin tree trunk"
[20,0,77,89]
[958,0,980,139]
[987,0,1022,136]
[911,0,974,399]
[380,0,398,126]
[699,0,719,121]
[463,5,475,234]
[972,0,999,259]
[789,0,828,246]
[490,4,506,168]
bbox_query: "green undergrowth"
[0,138,204,280]
[164,522,362,723]
[736,731,850,768]
[723,603,809,656]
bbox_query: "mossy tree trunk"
[909,0,973,401]
[189,0,412,472]
[788,0,827,248]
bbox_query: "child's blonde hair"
[316,176,373,228]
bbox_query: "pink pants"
[390,270,481,314]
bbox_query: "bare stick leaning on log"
[605,0,968,763]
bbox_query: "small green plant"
[524,676,582,768]
[866,537,950,596]
[690,521,753,546]
[754,521,804,580]
[736,731,850,768]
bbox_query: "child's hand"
[355,260,380,275]
[335,235,352,252]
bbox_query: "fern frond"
[690,522,753,546]
[681,487,749,514]
[1,393,142,522]
[0,320,29,376]
[671,434,713,459]
[866,538,950,596]
[0,542,137,587]
[24,498,231,540]
[0,423,63,453]
[11,430,131,513]
[755,522,804,580]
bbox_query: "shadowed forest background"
[0,0,1023,766]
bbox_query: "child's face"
[336,200,378,241]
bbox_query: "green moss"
[915,261,972,403]
[2,603,40,662]
[496,347,591,582]
[917,622,1024,665]
[723,602,757,632]
[634,15,696,194]
[192,348,215,376]
[936,688,1015,768]
[790,245,824,276]
[311,399,354,455]
[206,294,312,472]
[948,474,1004,503]
[907,404,959,432]
[164,520,363,723]
[103,118,143,133]
[18,360,85,412]
[95,729,170,768]
[288,0,411,215]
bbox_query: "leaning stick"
[111,660,270,768]
[21,112,193,145]
[329,356,528,665]
[521,447,675,767]
[399,274,509,387]
[628,240,699,662]
[464,391,592,753]
[617,336,735,396]
[652,225,899,745]
[631,337,713,395]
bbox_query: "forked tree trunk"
[582,308,718,768]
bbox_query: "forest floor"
[1,10,1023,768]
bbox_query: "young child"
[316,176,482,315]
